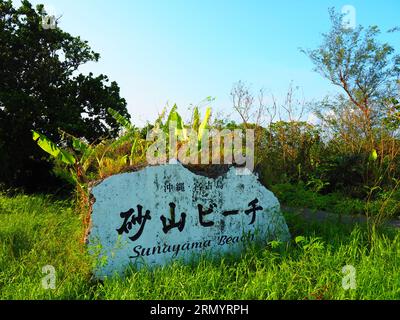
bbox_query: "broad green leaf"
[192,107,200,132]
[108,108,133,131]
[59,130,90,154]
[59,129,94,169]
[166,105,187,140]
[165,105,179,129]
[109,131,136,149]
[72,137,89,154]
[198,107,212,143]
[32,130,76,165]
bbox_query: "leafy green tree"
[302,8,400,145]
[0,0,130,189]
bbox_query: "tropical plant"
[0,0,130,189]
[32,103,214,188]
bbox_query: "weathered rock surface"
[88,163,290,278]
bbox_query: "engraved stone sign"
[88,163,290,278]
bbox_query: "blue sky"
[24,0,400,125]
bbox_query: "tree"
[302,8,400,147]
[0,0,130,190]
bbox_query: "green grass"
[271,183,400,217]
[0,193,399,300]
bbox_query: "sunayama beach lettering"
[89,164,290,277]
[130,233,255,259]
[131,240,212,259]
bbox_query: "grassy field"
[271,183,400,218]
[0,193,399,300]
